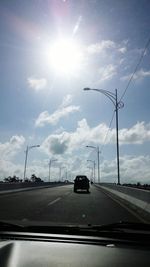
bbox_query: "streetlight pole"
[62,167,67,182]
[65,168,68,180]
[59,166,65,181]
[24,146,29,182]
[49,160,51,183]
[23,144,40,181]
[84,87,124,185]
[86,145,100,183]
[87,166,93,180]
[59,167,61,181]
[115,89,120,185]
[97,146,100,183]
[49,159,57,183]
[87,160,96,182]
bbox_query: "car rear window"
[76,176,88,181]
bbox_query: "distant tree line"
[4,175,22,183]
[3,174,43,183]
[30,174,43,183]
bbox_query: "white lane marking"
[48,197,61,206]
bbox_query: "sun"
[49,38,83,75]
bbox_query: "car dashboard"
[0,230,150,267]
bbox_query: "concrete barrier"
[0,182,72,194]
[95,183,150,223]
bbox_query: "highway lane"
[0,184,140,225]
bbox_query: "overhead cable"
[100,110,115,152]
[119,37,150,102]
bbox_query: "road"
[0,184,140,225]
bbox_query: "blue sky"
[0,0,150,183]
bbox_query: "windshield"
[0,0,149,227]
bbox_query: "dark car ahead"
[74,175,90,193]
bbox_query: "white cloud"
[41,120,150,156]
[0,122,148,181]
[0,160,23,180]
[87,40,127,54]
[118,47,127,53]
[119,121,150,144]
[1,154,150,184]
[86,40,128,83]
[27,77,47,91]
[42,132,70,155]
[69,119,108,149]
[41,119,110,156]
[0,159,50,181]
[0,135,25,160]
[87,40,116,54]
[121,68,150,81]
[35,94,80,127]
[98,64,117,81]
[101,155,150,184]
[60,94,73,107]
[99,121,150,145]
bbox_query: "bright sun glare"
[49,38,83,75]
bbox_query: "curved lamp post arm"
[23,144,40,181]
[84,88,124,109]
[84,87,124,185]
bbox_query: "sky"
[0,0,150,184]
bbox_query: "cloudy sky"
[0,0,150,184]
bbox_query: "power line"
[100,110,115,152]
[119,37,150,102]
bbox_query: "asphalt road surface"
[0,184,141,225]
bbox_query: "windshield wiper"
[0,220,149,235]
[22,221,150,235]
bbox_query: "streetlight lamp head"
[83,87,91,91]
[86,145,96,149]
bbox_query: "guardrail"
[96,183,150,223]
